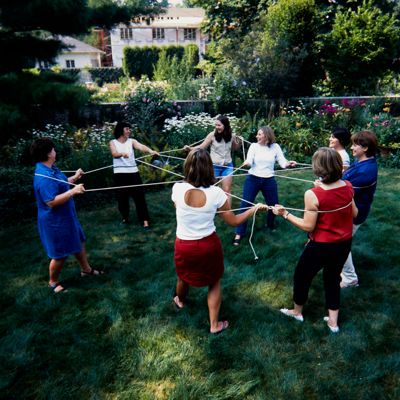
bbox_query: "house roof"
[60,36,104,54]
[127,7,205,28]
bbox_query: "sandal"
[49,282,67,293]
[80,267,104,277]
[210,320,229,334]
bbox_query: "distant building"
[37,36,104,69]
[110,7,207,67]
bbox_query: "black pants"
[114,172,150,224]
[293,239,352,310]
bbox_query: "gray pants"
[341,224,361,284]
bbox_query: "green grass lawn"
[1,168,399,399]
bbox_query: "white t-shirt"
[112,138,138,173]
[246,143,288,178]
[338,149,350,168]
[172,182,227,240]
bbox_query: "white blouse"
[172,182,227,240]
[338,149,350,168]
[246,143,288,178]
[112,138,138,174]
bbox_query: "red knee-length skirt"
[174,232,224,287]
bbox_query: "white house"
[57,36,104,69]
[110,7,207,67]
[37,36,104,69]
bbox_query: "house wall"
[110,27,206,67]
[57,52,102,69]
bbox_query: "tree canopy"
[0,0,166,144]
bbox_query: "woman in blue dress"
[31,138,103,293]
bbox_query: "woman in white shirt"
[233,126,296,245]
[172,148,267,334]
[184,115,241,202]
[109,122,159,228]
[329,127,351,170]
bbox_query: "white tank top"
[112,138,138,173]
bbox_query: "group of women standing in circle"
[31,114,378,334]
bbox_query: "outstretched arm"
[273,190,319,232]
[132,139,159,156]
[184,132,213,152]
[218,200,268,227]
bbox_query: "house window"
[120,28,133,40]
[152,28,165,40]
[184,28,196,40]
[66,60,75,68]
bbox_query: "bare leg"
[49,258,67,292]
[208,280,228,333]
[174,278,189,308]
[74,242,91,273]
[221,176,233,207]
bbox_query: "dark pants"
[235,174,278,236]
[293,239,352,310]
[114,172,149,224]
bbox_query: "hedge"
[122,45,196,79]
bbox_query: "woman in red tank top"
[273,148,358,333]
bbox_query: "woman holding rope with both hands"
[109,121,159,228]
[172,148,268,334]
[31,138,103,294]
[233,126,296,245]
[273,147,357,333]
[184,115,242,204]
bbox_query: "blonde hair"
[312,147,343,183]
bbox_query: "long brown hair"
[312,147,343,184]
[184,148,216,187]
[214,115,232,143]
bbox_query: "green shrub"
[123,45,190,79]
[88,67,124,86]
[210,69,251,115]
[124,77,180,146]
[163,112,240,149]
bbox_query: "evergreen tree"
[0,0,166,144]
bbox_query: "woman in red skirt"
[172,148,267,334]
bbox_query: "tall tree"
[322,0,400,94]
[220,0,321,98]
[0,0,165,144]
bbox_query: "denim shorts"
[214,162,234,178]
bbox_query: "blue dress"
[33,163,86,259]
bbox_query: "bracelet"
[68,189,73,198]
[283,212,290,219]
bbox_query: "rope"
[136,158,184,178]
[85,180,182,192]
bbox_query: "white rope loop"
[35,140,372,261]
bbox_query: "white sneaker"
[280,308,304,322]
[324,316,339,333]
[340,280,359,288]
